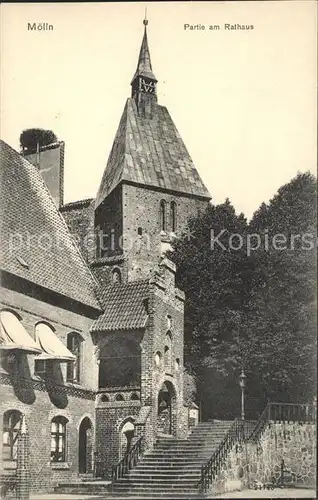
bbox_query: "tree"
[20,128,58,153]
[245,172,317,404]
[167,199,251,418]
[168,173,316,419]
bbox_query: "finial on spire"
[143,7,148,26]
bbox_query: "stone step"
[137,459,204,466]
[135,464,202,470]
[114,478,200,486]
[143,452,214,459]
[111,493,202,499]
[54,483,111,494]
[124,469,201,482]
[140,456,209,462]
[106,494,205,499]
[113,485,200,493]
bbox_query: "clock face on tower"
[140,78,155,94]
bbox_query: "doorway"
[79,417,93,474]
[157,381,177,435]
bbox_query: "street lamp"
[238,369,247,420]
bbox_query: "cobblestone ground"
[211,488,316,498]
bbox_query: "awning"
[0,310,42,354]
[35,323,76,362]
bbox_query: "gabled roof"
[95,98,211,208]
[0,140,102,311]
[91,280,149,332]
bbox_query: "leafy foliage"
[171,173,316,419]
[20,128,58,152]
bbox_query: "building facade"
[0,19,210,492]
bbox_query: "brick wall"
[95,187,123,260]
[0,286,99,493]
[24,142,65,209]
[139,259,187,448]
[61,199,96,264]
[95,402,141,478]
[121,183,209,281]
[0,380,95,493]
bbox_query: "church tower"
[93,19,211,285]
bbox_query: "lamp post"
[239,369,247,420]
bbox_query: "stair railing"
[111,436,143,485]
[247,402,271,443]
[198,402,316,493]
[197,419,246,493]
[248,402,316,442]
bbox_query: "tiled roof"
[95,98,211,208]
[60,198,94,211]
[0,140,102,311]
[91,280,149,332]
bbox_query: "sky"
[1,1,317,219]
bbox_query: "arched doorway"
[157,381,177,436]
[79,417,93,474]
[119,418,135,459]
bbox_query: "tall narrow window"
[66,333,81,383]
[2,410,22,461]
[159,200,166,231]
[164,331,172,373]
[51,416,68,462]
[112,269,122,284]
[170,201,177,232]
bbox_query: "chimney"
[23,140,65,209]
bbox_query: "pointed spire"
[132,16,157,83]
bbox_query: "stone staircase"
[110,420,233,498]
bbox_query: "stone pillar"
[16,414,30,500]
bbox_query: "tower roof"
[95,98,211,208]
[0,140,102,311]
[131,19,157,83]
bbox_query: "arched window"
[2,410,22,461]
[112,269,122,284]
[167,315,172,330]
[51,416,68,462]
[159,200,166,231]
[100,394,110,403]
[164,332,172,372]
[66,333,82,383]
[130,392,140,401]
[170,201,177,232]
[115,393,125,402]
[154,351,162,367]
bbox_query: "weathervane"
[143,6,148,26]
